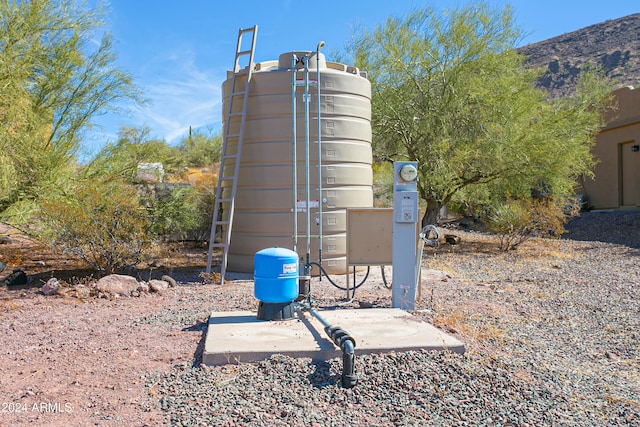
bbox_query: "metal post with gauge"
[392,161,419,310]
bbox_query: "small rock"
[161,274,177,287]
[41,278,60,296]
[149,279,170,294]
[137,282,150,293]
[74,284,90,299]
[358,300,374,308]
[95,274,139,297]
[444,234,461,245]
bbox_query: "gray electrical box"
[392,161,419,310]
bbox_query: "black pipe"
[341,339,357,388]
[309,308,357,388]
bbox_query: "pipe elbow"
[342,337,355,355]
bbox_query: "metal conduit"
[291,54,298,254]
[316,41,325,269]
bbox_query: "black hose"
[381,265,391,289]
[308,261,370,292]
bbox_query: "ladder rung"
[206,24,257,280]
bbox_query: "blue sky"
[82,0,639,160]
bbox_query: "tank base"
[256,301,296,321]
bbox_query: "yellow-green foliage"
[347,2,613,223]
[485,196,580,251]
[372,162,393,207]
[40,179,150,274]
[0,0,141,226]
[164,166,219,242]
[142,184,205,241]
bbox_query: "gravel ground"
[1,211,638,426]
[145,211,639,427]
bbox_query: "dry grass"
[419,229,585,357]
[0,298,22,311]
[432,307,508,355]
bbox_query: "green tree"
[85,124,216,241]
[347,3,613,226]
[178,127,223,167]
[0,0,142,225]
[84,126,181,181]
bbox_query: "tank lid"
[255,246,299,258]
[278,51,326,70]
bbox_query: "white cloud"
[134,47,225,143]
[82,43,227,162]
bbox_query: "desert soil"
[0,212,638,426]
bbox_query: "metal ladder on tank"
[206,26,258,284]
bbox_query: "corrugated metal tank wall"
[221,51,373,274]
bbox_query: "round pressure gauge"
[399,164,418,182]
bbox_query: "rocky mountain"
[518,13,640,98]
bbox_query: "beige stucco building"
[581,86,640,209]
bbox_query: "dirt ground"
[0,214,636,426]
[0,224,212,426]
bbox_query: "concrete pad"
[202,308,465,365]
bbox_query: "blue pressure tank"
[254,247,299,303]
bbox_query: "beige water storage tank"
[221,51,373,274]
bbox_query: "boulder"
[149,279,170,294]
[161,274,177,287]
[95,274,139,297]
[136,162,165,183]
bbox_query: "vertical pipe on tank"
[303,55,311,270]
[291,54,298,253]
[316,42,325,269]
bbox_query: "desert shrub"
[372,162,394,208]
[178,130,222,167]
[40,179,150,273]
[141,184,207,241]
[181,166,218,243]
[485,196,580,251]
